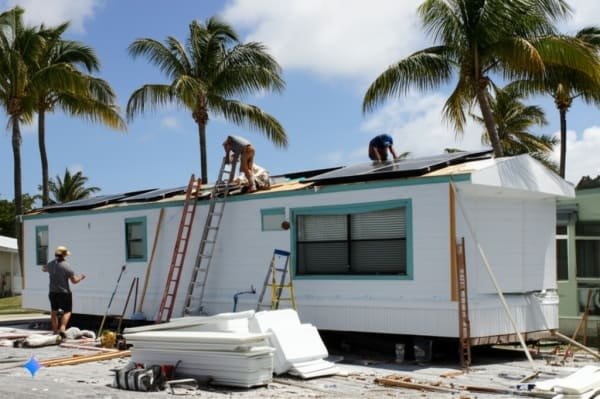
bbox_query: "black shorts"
[49,292,72,312]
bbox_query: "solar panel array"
[307,150,492,184]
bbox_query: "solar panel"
[307,150,492,184]
[119,186,186,202]
[42,189,156,211]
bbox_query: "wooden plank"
[40,350,131,367]
[374,377,458,393]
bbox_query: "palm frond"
[209,97,287,147]
[363,46,453,113]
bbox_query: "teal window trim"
[261,207,286,231]
[290,199,413,280]
[35,225,49,266]
[125,216,147,262]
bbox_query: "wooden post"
[449,183,458,301]
[138,208,165,312]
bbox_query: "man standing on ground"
[223,135,257,193]
[368,133,399,162]
[42,246,86,336]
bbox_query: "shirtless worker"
[223,135,257,193]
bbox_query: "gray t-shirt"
[226,135,251,154]
[46,258,74,293]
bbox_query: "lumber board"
[374,377,458,393]
[40,350,131,367]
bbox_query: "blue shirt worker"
[368,133,399,161]
[223,135,257,193]
[42,246,86,337]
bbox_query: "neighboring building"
[557,176,600,337]
[21,152,573,344]
[0,235,19,296]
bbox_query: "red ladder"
[456,237,471,369]
[155,174,202,323]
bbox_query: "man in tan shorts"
[223,135,256,192]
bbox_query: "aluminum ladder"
[183,155,237,315]
[456,237,471,369]
[155,174,202,323]
[256,249,296,311]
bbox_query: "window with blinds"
[125,217,147,262]
[295,206,407,276]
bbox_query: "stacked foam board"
[123,310,254,334]
[535,365,600,398]
[123,322,274,387]
[248,309,339,378]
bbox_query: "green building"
[557,176,600,337]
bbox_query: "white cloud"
[4,0,102,33]
[553,127,600,184]
[358,93,486,161]
[222,0,425,81]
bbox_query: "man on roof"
[223,135,257,193]
[368,133,399,162]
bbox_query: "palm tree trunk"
[559,108,567,178]
[476,87,504,157]
[38,110,50,205]
[198,120,208,184]
[11,120,23,277]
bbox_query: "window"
[292,200,411,277]
[575,222,600,279]
[556,239,568,280]
[261,207,286,231]
[125,217,147,262]
[35,226,48,265]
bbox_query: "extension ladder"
[183,155,238,315]
[456,237,471,368]
[256,249,296,311]
[155,174,202,323]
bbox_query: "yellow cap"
[55,246,71,257]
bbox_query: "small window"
[125,217,147,262]
[261,207,286,231]
[576,222,600,237]
[556,239,568,280]
[576,239,600,278]
[35,226,48,265]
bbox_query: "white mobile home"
[22,152,573,344]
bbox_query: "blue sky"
[1,0,599,201]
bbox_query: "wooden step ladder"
[256,249,296,311]
[456,237,471,369]
[155,174,202,323]
[183,155,238,315]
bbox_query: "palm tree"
[32,22,126,205]
[0,7,47,261]
[363,0,600,159]
[510,27,600,178]
[48,169,100,204]
[127,17,287,183]
[472,85,558,171]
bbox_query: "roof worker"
[223,135,257,193]
[42,246,86,337]
[368,133,399,162]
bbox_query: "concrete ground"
[0,319,598,398]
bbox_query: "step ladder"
[256,249,296,311]
[155,174,202,323]
[456,237,471,369]
[183,156,238,315]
